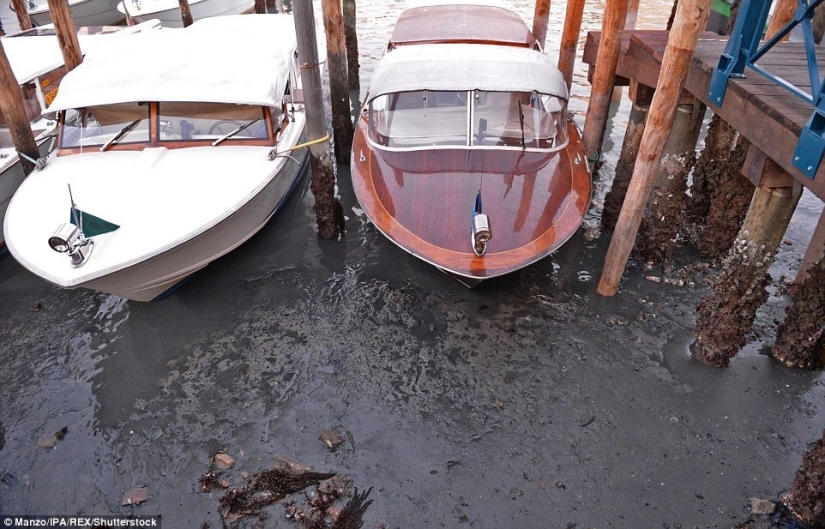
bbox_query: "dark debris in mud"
[219,467,336,517]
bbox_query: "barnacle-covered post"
[343,0,359,90]
[293,0,345,239]
[596,0,712,296]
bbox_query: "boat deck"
[388,4,537,48]
[583,30,825,202]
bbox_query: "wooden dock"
[583,30,825,202]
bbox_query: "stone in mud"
[749,498,776,515]
[320,428,346,451]
[121,486,149,506]
[211,451,235,470]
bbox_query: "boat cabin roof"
[367,43,568,102]
[389,4,537,48]
[0,26,150,85]
[48,15,296,113]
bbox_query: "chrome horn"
[471,192,491,256]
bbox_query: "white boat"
[1,21,160,250]
[27,0,125,27]
[118,0,254,27]
[4,15,311,301]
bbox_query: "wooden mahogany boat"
[350,3,592,285]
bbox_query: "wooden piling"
[293,0,344,239]
[10,0,34,32]
[602,82,653,231]
[343,0,359,90]
[635,96,705,264]
[780,428,825,526]
[771,249,825,369]
[693,157,801,367]
[596,0,712,296]
[558,0,585,92]
[796,208,825,284]
[321,0,354,165]
[766,0,796,42]
[46,0,82,72]
[0,41,40,175]
[254,0,267,14]
[177,0,194,27]
[581,0,628,161]
[532,0,552,51]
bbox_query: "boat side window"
[472,91,567,149]
[369,90,469,148]
[59,103,150,149]
[157,102,270,142]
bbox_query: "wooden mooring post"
[46,0,82,72]
[10,0,34,32]
[0,41,40,175]
[558,0,585,92]
[581,0,628,161]
[177,0,194,27]
[343,0,359,90]
[596,0,712,296]
[321,0,354,165]
[532,0,551,50]
[293,0,344,239]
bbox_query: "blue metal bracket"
[707,0,825,179]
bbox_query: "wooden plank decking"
[582,30,825,202]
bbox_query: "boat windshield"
[60,104,151,149]
[156,102,270,143]
[368,90,568,151]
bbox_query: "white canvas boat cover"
[367,43,568,102]
[48,15,297,112]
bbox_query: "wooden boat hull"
[351,118,592,282]
[118,0,255,27]
[29,0,124,27]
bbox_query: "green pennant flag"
[69,208,120,238]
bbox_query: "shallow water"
[1,2,825,528]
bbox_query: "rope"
[268,133,330,161]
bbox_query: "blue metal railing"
[708,0,825,178]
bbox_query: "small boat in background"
[118,0,254,27]
[1,20,160,251]
[27,0,125,27]
[4,15,311,301]
[350,3,592,285]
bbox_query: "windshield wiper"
[100,119,142,152]
[212,119,260,146]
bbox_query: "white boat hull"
[119,0,254,27]
[29,0,125,27]
[0,137,55,250]
[82,146,308,301]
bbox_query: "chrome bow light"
[48,222,92,266]
[471,191,491,256]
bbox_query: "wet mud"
[2,163,825,527]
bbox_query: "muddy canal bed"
[1,168,824,528]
